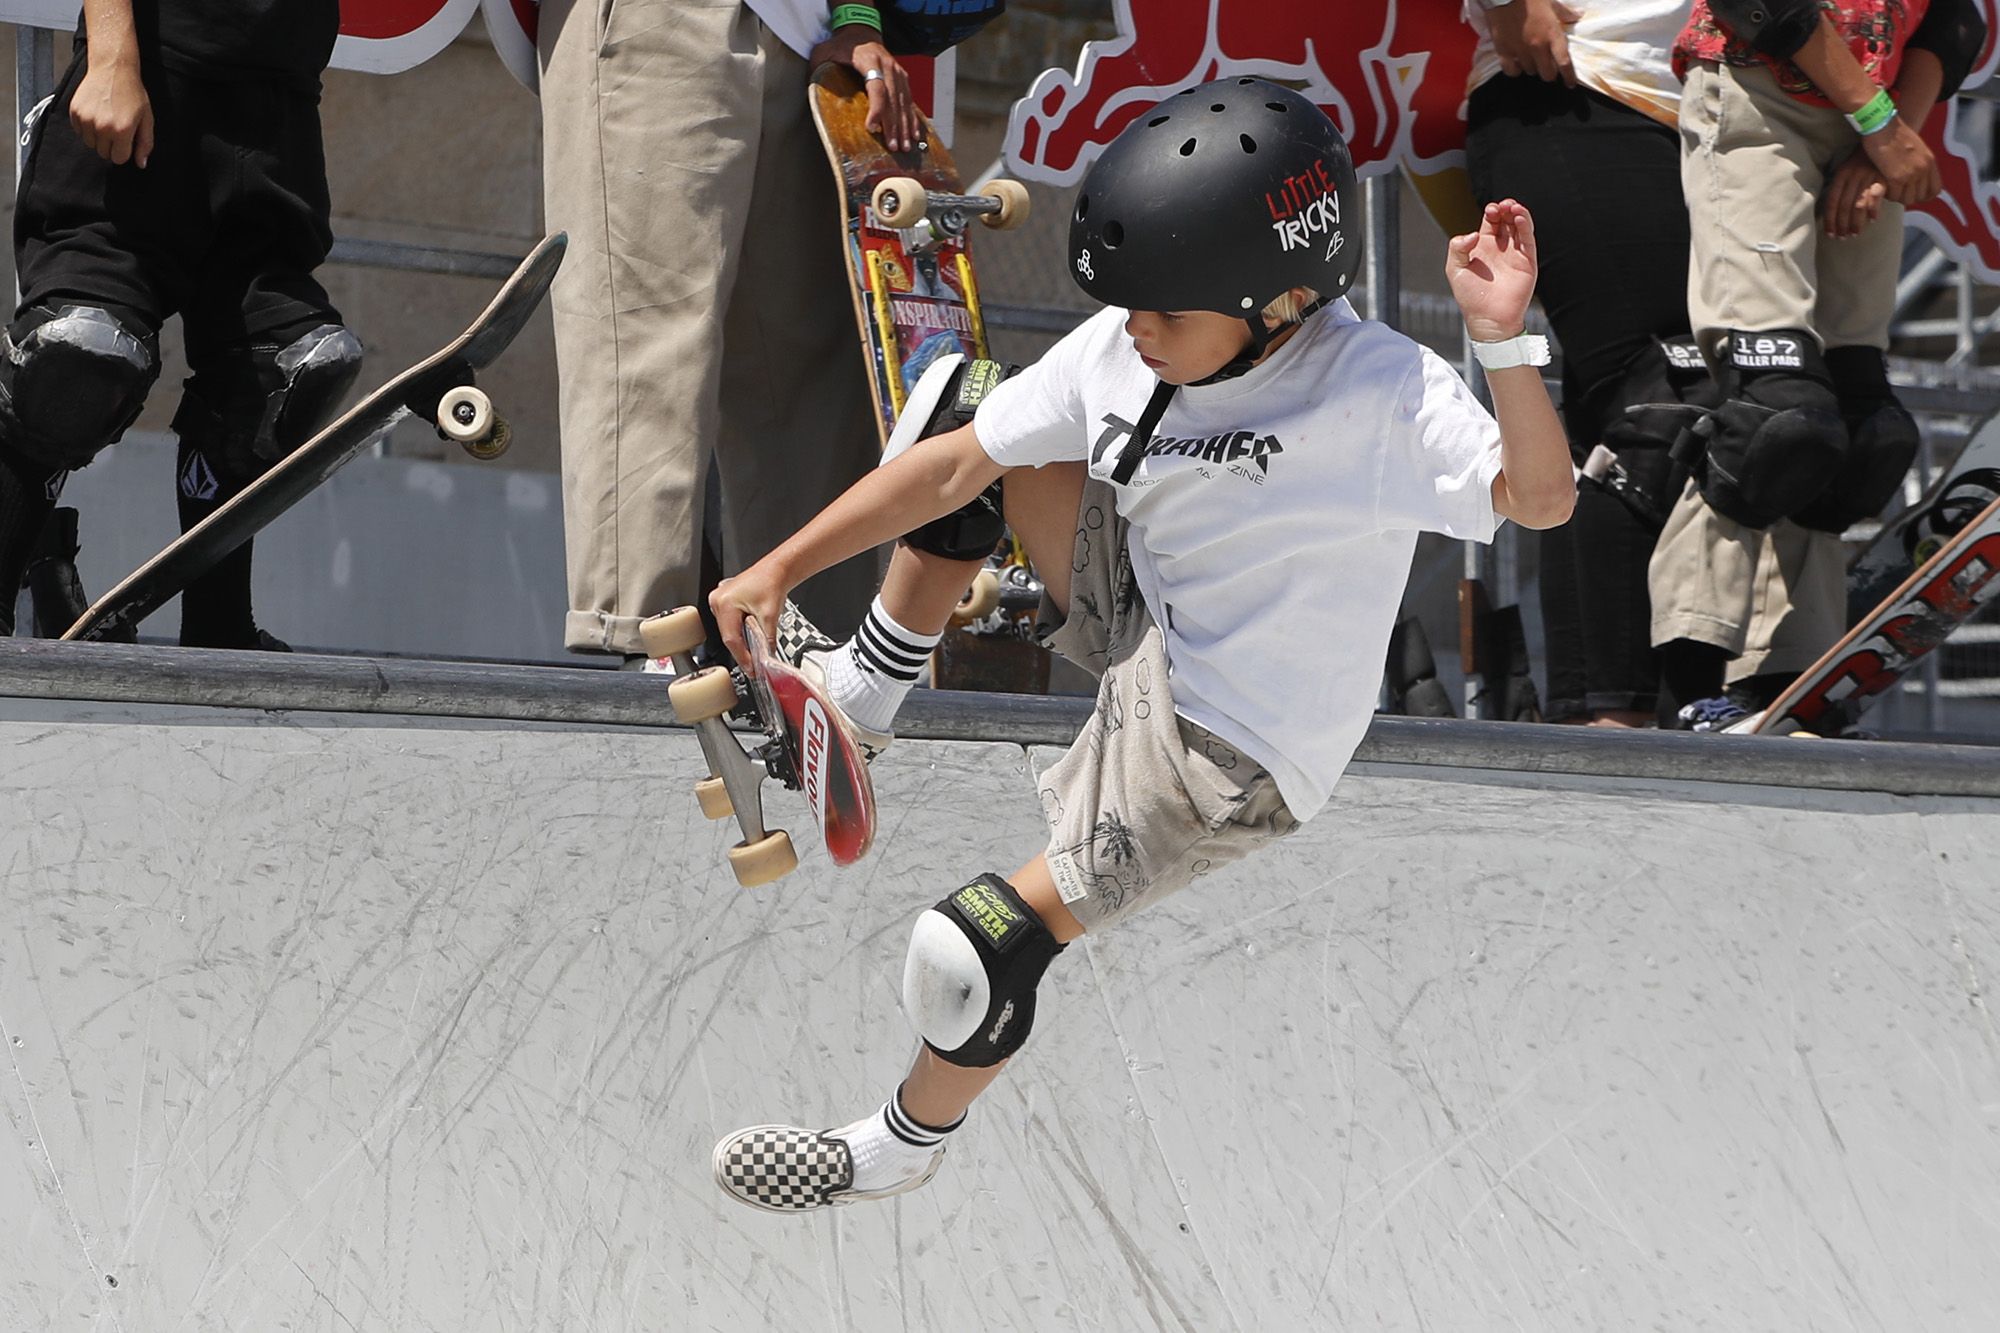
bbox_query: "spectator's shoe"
[713,1119,945,1214]
[773,601,893,762]
[1673,696,1749,732]
[182,624,291,652]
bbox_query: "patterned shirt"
[1674,0,1931,104]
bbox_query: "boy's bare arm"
[74,0,154,167]
[1445,200,1574,531]
[709,423,1006,662]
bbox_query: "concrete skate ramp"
[3,643,1999,1331]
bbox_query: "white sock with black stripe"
[824,596,939,734]
[841,1085,965,1194]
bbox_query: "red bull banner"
[1002,0,2000,283]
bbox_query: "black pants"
[14,46,341,367]
[1467,76,1691,719]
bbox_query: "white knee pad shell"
[902,874,1065,1068]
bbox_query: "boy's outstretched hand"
[1446,200,1539,342]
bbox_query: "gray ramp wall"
[2,698,1997,1331]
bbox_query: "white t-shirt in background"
[974,302,1503,821]
[1463,0,1690,127]
[745,0,829,58]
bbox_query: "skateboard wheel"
[872,176,929,229]
[979,178,1030,231]
[950,568,1002,625]
[669,665,739,724]
[439,386,495,443]
[641,605,707,659]
[695,776,733,820]
[729,830,797,888]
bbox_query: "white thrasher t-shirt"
[974,302,1503,821]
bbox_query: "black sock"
[1656,638,1730,727]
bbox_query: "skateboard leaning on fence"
[1736,490,2000,736]
[1845,409,2000,622]
[641,607,876,888]
[61,233,567,644]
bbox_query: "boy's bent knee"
[902,874,1066,1068]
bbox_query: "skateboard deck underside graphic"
[62,233,568,643]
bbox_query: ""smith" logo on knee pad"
[950,878,1029,949]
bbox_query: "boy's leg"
[799,461,1088,746]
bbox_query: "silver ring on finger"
[863,69,884,82]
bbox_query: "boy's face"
[1123,309,1256,385]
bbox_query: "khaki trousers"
[1649,61,1901,681]
[539,0,880,654]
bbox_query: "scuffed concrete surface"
[2,700,1996,1330]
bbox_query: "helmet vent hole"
[1267,101,1289,114]
[1240,134,1257,154]
[1076,194,1090,220]
[1103,220,1125,248]
[1178,138,1197,157]
[1148,114,1170,127]
[1210,103,1226,113]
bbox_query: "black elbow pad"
[1709,0,1824,60]
[1907,0,1987,99]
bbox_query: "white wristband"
[1471,333,1551,371]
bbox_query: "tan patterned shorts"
[1034,479,1298,932]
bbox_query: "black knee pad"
[1791,345,1919,533]
[902,873,1066,1068]
[1692,330,1846,529]
[900,356,1015,562]
[1587,335,1718,533]
[0,305,160,471]
[172,323,364,484]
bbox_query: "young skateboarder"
[0,0,361,645]
[704,78,1576,1212]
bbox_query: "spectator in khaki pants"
[536,1,930,659]
[1648,0,1986,726]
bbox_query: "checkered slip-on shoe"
[773,601,894,763]
[713,1122,944,1214]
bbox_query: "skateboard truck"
[869,176,1028,253]
[640,606,801,888]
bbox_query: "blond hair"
[1262,287,1320,326]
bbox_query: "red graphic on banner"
[1003,0,2000,282]
[339,0,454,39]
[1004,0,1473,184]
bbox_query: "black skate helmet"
[1068,78,1360,483]
[1069,77,1360,325]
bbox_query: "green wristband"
[1846,89,1897,136]
[831,3,882,31]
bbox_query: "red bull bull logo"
[1002,0,1475,185]
[1002,0,2000,283]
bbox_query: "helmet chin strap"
[1110,297,1332,485]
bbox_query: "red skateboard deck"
[640,607,875,886]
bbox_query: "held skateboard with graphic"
[62,234,567,644]
[1734,492,2000,736]
[640,607,876,888]
[808,62,1028,443]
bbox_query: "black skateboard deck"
[61,233,567,644]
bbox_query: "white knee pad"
[901,874,1065,1068]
